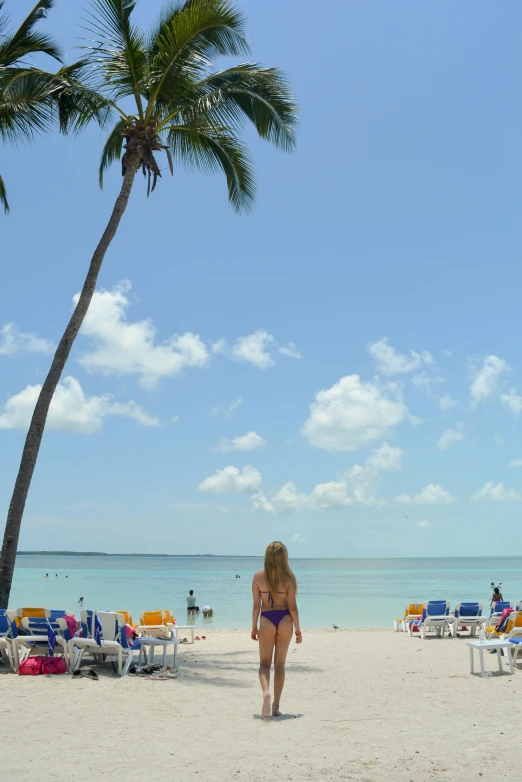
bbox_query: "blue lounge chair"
[508,637,522,667]
[0,610,18,671]
[407,600,454,639]
[454,602,485,636]
[13,617,72,671]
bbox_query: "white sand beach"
[2,629,520,781]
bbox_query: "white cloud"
[278,342,302,360]
[509,459,522,468]
[0,323,54,356]
[291,533,306,543]
[501,388,522,415]
[437,423,465,451]
[366,441,403,472]
[308,480,352,510]
[253,443,404,513]
[76,282,210,389]
[0,376,158,433]
[251,492,276,513]
[439,394,456,412]
[232,331,274,369]
[469,355,510,407]
[473,482,522,502]
[216,431,266,452]
[411,372,444,393]
[395,484,455,505]
[214,330,301,369]
[301,375,408,452]
[494,434,506,447]
[197,465,262,494]
[171,415,179,423]
[368,338,433,376]
[268,482,309,512]
[417,520,432,528]
[211,396,244,417]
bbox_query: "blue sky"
[1,0,521,557]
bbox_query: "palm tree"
[1,1,109,214]
[0,0,298,604]
[0,0,65,214]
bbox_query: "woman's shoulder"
[252,570,265,582]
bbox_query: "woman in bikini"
[251,541,302,719]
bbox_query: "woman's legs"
[272,615,293,715]
[258,617,276,718]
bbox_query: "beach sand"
[2,629,520,781]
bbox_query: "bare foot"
[262,691,271,720]
[272,703,281,717]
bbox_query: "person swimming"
[78,597,84,604]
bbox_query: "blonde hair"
[264,541,297,599]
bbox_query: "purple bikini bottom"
[261,609,290,629]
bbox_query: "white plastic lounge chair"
[393,603,424,632]
[12,617,72,671]
[407,600,454,639]
[0,610,18,671]
[498,611,522,640]
[69,611,137,676]
[453,603,486,636]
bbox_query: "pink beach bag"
[18,657,43,675]
[18,656,67,675]
[41,656,67,675]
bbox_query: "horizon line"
[16,550,519,560]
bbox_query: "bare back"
[253,569,291,611]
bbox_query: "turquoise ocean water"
[10,555,522,629]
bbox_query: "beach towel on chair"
[497,609,514,633]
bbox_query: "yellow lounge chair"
[114,610,135,627]
[502,611,522,638]
[15,607,49,628]
[136,610,175,639]
[394,603,424,632]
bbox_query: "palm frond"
[0,2,8,42]
[145,0,249,119]
[0,71,55,143]
[84,0,147,112]
[98,116,128,187]
[166,122,255,212]
[53,59,114,135]
[0,0,61,66]
[162,63,298,152]
[0,66,111,144]
[0,173,9,214]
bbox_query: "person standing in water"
[186,589,197,614]
[491,586,504,606]
[251,541,302,720]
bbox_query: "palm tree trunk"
[0,149,141,607]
